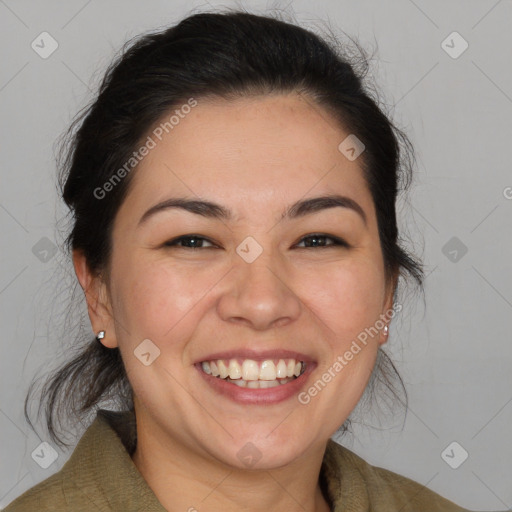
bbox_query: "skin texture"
[73,93,396,512]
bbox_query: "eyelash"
[164,233,349,250]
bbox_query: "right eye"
[163,235,216,249]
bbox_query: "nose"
[216,252,302,331]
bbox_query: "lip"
[193,349,315,365]
[195,359,316,405]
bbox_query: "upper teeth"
[201,358,304,381]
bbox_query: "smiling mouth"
[200,358,306,389]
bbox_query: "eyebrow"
[137,194,367,227]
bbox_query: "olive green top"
[3,409,477,511]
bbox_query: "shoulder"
[2,440,108,512]
[323,439,476,511]
[2,410,128,511]
[2,469,79,511]
[2,409,162,512]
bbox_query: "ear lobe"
[72,249,118,348]
[379,270,398,346]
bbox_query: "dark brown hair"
[25,8,423,448]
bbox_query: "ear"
[72,249,118,348]
[378,269,399,346]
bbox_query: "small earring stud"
[96,330,105,342]
[383,325,389,336]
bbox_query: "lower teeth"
[222,377,296,388]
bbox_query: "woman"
[5,9,481,511]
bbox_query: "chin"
[216,433,316,471]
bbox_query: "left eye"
[295,234,348,248]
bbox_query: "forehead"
[119,93,373,224]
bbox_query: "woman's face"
[85,93,395,469]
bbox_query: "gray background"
[1,0,511,510]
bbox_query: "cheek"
[299,257,386,342]
[110,255,213,341]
